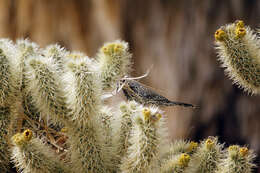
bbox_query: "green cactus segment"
[120,106,163,173]
[11,130,69,173]
[97,40,132,90]
[224,27,260,87]
[24,56,70,124]
[100,106,113,148]
[43,44,69,73]
[0,50,11,106]
[69,124,107,173]
[215,21,260,94]
[217,145,256,173]
[16,40,40,89]
[0,39,19,172]
[65,56,100,126]
[65,56,109,172]
[185,137,223,173]
[99,106,117,171]
[8,40,43,132]
[0,39,18,107]
[116,101,136,159]
[0,106,11,172]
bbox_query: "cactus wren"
[119,79,198,108]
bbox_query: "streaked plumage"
[121,79,198,108]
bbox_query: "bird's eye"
[120,79,126,85]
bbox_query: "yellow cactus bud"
[23,129,33,142]
[235,20,245,28]
[178,153,190,167]
[215,29,226,41]
[11,133,23,146]
[114,44,123,52]
[107,44,115,51]
[101,43,126,55]
[102,46,109,54]
[188,141,198,152]
[102,43,114,55]
[68,52,85,59]
[205,138,214,149]
[228,145,239,151]
[228,145,240,159]
[69,54,79,59]
[239,147,249,157]
[11,130,33,146]
[156,113,162,119]
[142,108,151,121]
[235,27,246,38]
[150,113,162,123]
[60,127,68,133]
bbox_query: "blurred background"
[0,0,259,171]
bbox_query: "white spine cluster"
[64,54,108,173]
[0,106,10,172]
[24,54,70,124]
[115,101,137,159]
[120,106,166,173]
[43,44,69,73]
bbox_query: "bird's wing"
[127,80,171,103]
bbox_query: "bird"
[119,79,198,108]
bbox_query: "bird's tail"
[166,101,199,109]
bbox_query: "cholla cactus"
[0,106,11,172]
[214,20,260,94]
[216,145,256,173]
[97,41,132,90]
[11,129,69,173]
[0,38,257,173]
[160,153,191,173]
[184,137,223,173]
[120,106,166,173]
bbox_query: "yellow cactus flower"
[215,29,226,41]
[178,153,190,167]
